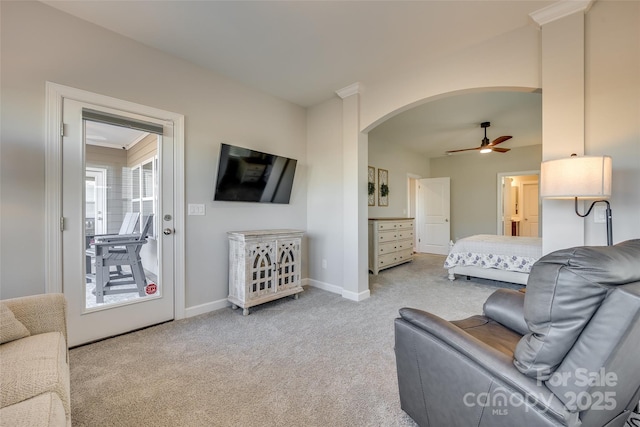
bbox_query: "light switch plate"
[188,204,205,216]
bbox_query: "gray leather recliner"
[395,239,640,427]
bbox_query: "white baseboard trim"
[304,278,343,295]
[184,298,229,318]
[304,278,371,301]
[184,279,370,317]
[341,288,371,302]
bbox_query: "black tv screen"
[214,143,297,204]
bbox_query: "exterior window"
[131,156,157,238]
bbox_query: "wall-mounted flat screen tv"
[214,143,297,204]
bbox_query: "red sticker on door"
[145,283,157,295]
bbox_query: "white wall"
[306,98,344,291]
[2,1,638,305]
[367,135,430,219]
[584,0,640,246]
[320,24,545,288]
[360,25,542,133]
[0,2,307,306]
[430,145,542,241]
[308,0,640,298]
[355,1,638,259]
[539,11,586,254]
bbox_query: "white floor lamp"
[540,154,613,246]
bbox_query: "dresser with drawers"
[368,218,415,275]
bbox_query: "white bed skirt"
[447,265,529,285]
[444,234,542,286]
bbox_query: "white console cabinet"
[368,218,415,275]
[227,229,303,315]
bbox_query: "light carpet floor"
[69,253,522,427]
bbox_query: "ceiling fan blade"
[490,135,512,146]
[491,147,510,153]
[446,147,481,154]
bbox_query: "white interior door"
[416,177,450,255]
[62,98,175,347]
[521,182,539,237]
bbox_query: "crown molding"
[529,0,595,27]
[336,82,361,99]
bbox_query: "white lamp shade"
[540,155,612,199]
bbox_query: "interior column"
[531,1,592,254]
[336,83,370,301]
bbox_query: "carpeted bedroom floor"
[69,253,523,427]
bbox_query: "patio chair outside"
[89,214,154,304]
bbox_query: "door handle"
[445,219,449,222]
[163,228,173,235]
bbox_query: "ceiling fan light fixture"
[444,121,512,155]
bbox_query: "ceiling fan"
[446,122,512,154]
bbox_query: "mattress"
[444,234,542,274]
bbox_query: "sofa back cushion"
[0,303,30,344]
[514,239,640,380]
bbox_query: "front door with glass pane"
[62,98,175,347]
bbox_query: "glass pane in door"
[84,120,160,310]
[142,161,153,198]
[85,177,96,236]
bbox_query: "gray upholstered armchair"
[395,239,640,427]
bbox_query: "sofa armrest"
[2,294,68,344]
[482,289,528,335]
[397,307,570,422]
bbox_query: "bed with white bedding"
[444,234,542,285]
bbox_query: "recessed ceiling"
[42,1,548,156]
[42,0,553,107]
[85,121,148,150]
[370,90,542,158]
